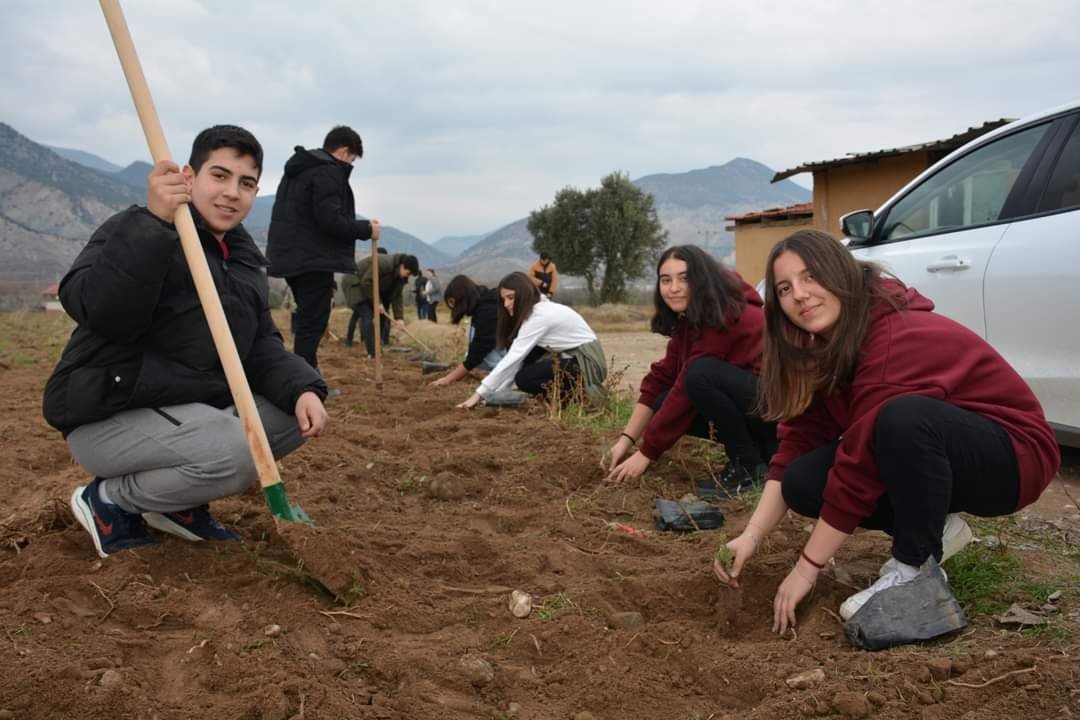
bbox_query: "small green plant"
[490,627,519,650]
[344,581,367,605]
[334,660,371,679]
[240,638,277,654]
[464,605,482,628]
[713,532,733,571]
[536,592,574,622]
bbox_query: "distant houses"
[729,119,1012,285]
[40,283,63,312]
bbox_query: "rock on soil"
[98,669,122,688]
[926,657,953,680]
[509,590,533,618]
[606,611,644,632]
[832,691,871,718]
[786,668,826,689]
[426,472,468,500]
[458,654,494,687]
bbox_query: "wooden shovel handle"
[100,0,281,489]
[372,236,383,388]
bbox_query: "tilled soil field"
[1,310,1078,719]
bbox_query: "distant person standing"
[266,126,380,371]
[528,252,559,298]
[423,268,442,322]
[412,273,428,320]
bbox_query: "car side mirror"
[840,209,874,242]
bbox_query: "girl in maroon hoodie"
[605,245,774,486]
[713,230,1060,634]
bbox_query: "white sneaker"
[941,513,973,563]
[876,513,973,576]
[839,559,921,620]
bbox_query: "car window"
[1038,118,1080,213]
[879,123,1049,241]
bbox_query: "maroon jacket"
[638,276,764,460]
[769,283,1060,534]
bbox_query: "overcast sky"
[3,1,1078,242]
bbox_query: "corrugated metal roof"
[726,202,813,224]
[771,119,1015,182]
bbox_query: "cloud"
[3,0,1078,240]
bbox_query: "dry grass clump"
[575,303,652,332]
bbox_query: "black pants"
[286,272,334,369]
[514,347,581,397]
[355,301,391,357]
[781,395,1020,565]
[651,358,776,469]
[427,302,439,323]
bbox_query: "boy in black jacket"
[44,125,328,559]
[266,125,381,371]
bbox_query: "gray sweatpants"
[67,396,304,514]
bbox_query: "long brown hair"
[650,244,745,337]
[758,229,904,421]
[495,272,542,349]
[444,274,486,324]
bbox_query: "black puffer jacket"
[43,206,326,435]
[266,147,373,276]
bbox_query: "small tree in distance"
[528,172,668,305]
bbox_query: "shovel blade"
[263,483,314,525]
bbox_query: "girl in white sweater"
[458,272,606,408]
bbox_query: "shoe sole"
[143,512,204,542]
[69,486,109,560]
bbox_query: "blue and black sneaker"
[70,479,159,559]
[143,505,241,542]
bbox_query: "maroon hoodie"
[769,282,1060,534]
[638,275,764,460]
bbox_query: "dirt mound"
[1,313,1078,719]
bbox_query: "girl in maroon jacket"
[605,245,774,487]
[713,230,1060,634]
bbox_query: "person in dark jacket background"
[266,125,380,370]
[713,230,1060,635]
[412,273,428,320]
[340,253,419,356]
[43,125,329,559]
[428,275,505,386]
[604,245,771,486]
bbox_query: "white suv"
[841,100,1080,446]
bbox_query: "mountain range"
[1,121,809,288]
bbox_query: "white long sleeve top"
[476,297,597,398]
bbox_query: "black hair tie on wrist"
[620,432,637,447]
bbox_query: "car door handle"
[926,256,970,272]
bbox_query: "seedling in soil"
[714,533,734,572]
[344,582,367,605]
